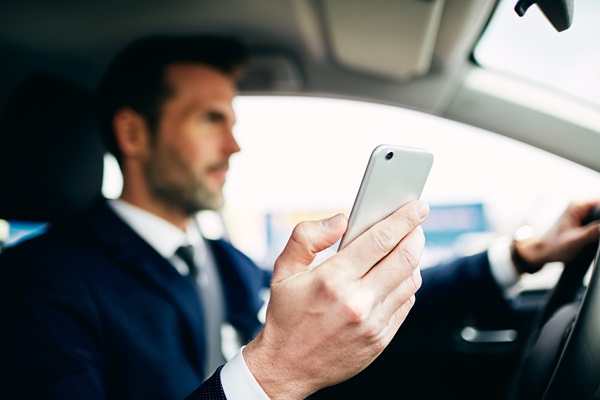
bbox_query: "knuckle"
[341,301,367,325]
[290,221,310,244]
[415,225,425,241]
[398,245,419,269]
[314,275,341,303]
[400,295,417,318]
[371,225,397,253]
[395,227,425,269]
[358,318,382,343]
[400,210,421,231]
[400,269,422,297]
[367,335,386,354]
[397,297,416,318]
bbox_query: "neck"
[119,187,189,232]
[119,161,194,231]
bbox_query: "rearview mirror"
[514,0,574,32]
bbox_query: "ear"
[112,108,151,159]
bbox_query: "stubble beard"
[143,153,224,216]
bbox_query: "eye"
[202,111,225,123]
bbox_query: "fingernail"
[418,202,430,220]
[323,213,344,230]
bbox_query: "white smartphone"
[338,144,434,250]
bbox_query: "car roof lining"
[1,0,598,172]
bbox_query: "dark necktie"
[174,244,226,377]
[175,245,198,277]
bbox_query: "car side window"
[100,95,600,287]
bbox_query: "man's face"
[143,63,240,214]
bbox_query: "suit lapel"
[85,198,207,375]
[207,239,268,342]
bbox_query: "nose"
[224,127,241,156]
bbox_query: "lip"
[207,164,229,185]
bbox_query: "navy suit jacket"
[0,198,269,399]
[0,198,507,399]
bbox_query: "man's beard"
[143,152,224,215]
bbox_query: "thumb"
[272,213,347,283]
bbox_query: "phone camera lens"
[385,151,394,160]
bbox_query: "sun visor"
[321,0,445,81]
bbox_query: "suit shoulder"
[0,221,105,276]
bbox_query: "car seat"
[0,71,105,248]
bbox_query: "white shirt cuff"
[487,235,519,298]
[221,346,270,400]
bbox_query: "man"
[0,35,426,400]
[0,34,598,400]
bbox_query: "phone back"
[339,144,433,250]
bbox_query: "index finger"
[334,200,429,279]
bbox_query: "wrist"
[244,331,312,400]
[510,238,545,274]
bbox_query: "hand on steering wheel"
[508,204,600,400]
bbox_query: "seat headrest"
[0,72,105,223]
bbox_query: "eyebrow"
[179,104,236,126]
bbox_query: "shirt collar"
[108,199,191,258]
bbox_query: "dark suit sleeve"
[405,250,512,326]
[184,366,227,400]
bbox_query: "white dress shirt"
[108,199,269,399]
[487,235,520,297]
[108,199,520,399]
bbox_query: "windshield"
[474,0,600,108]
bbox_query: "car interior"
[1,0,599,399]
[0,72,105,225]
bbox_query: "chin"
[200,194,225,212]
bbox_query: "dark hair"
[96,34,247,163]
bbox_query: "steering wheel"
[508,207,600,400]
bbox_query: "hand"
[244,200,429,399]
[515,199,600,273]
